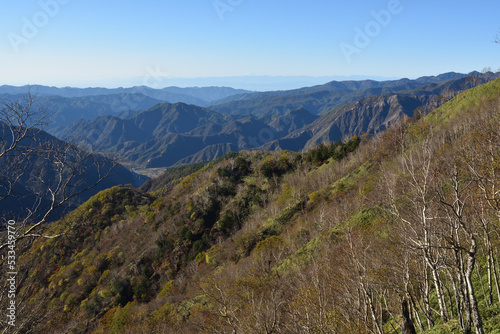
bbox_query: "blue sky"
[0,0,499,89]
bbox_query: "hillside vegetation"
[4,79,500,333]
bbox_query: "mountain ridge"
[51,72,497,168]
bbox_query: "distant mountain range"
[208,72,475,117]
[4,71,496,169]
[0,86,252,131]
[0,85,250,105]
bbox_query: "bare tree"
[0,92,48,203]
[482,67,493,83]
[0,91,119,248]
[200,274,242,333]
[387,142,450,324]
[437,165,484,334]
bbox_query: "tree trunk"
[408,294,424,332]
[494,247,500,303]
[445,267,461,326]
[429,261,449,323]
[362,284,383,334]
[465,238,484,334]
[423,267,434,328]
[476,264,489,307]
[454,230,471,334]
[401,299,417,334]
[486,245,494,305]
[459,267,472,334]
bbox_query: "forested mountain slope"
[5,79,500,333]
[209,73,490,117]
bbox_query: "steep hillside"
[265,93,438,151]
[133,103,232,136]
[209,72,485,117]
[123,118,271,168]
[262,75,497,151]
[6,79,500,333]
[260,107,319,133]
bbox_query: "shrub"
[179,226,193,241]
[110,302,137,334]
[308,191,321,204]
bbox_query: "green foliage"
[234,230,262,259]
[84,293,104,317]
[192,234,210,256]
[308,191,321,204]
[215,180,264,235]
[424,320,463,334]
[257,153,293,179]
[278,234,323,272]
[305,136,361,165]
[427,78,500,126]
[329,162,371,196]
[179,226,193,241]
[63,293,78,312]
[157,280,174,299]
[109,302,137,334]
[277,184,293,206]
[133,267,153,302]
[235,156,251,173]
[192,240,205,255]
[109,278,132,306]
[262,200,304,237]
[154,233,175,262]
[141,162,209,193]
[349,206,384,228]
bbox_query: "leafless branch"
[0,92,119,249]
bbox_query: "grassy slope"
[427,76,500,124]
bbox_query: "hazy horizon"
[2,71,486,92]
[1,74,407,91]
